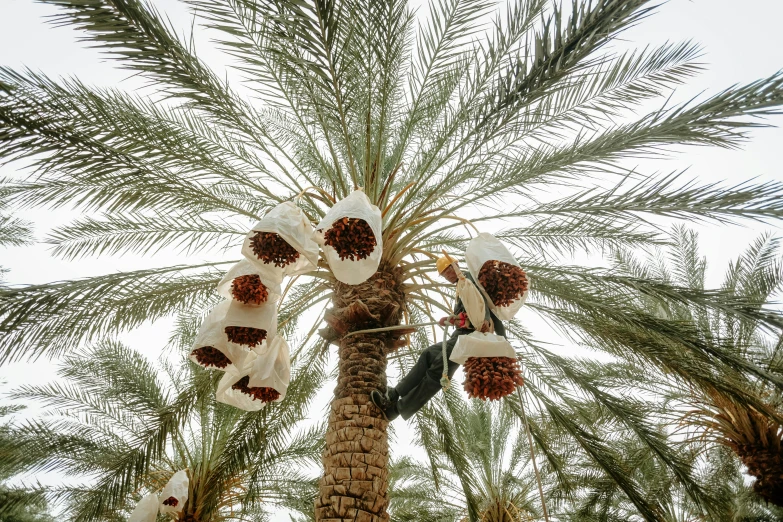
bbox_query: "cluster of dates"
[463,356,525,401]
[478,260,529,308]
[231,375,282,403]
[322,217,377,261]
[231,273,269,305]
[249,231,301,268]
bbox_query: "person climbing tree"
[371,254,506,421]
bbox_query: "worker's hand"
[456,312,468,329]
[479,320,492,333]
[439,314,469,327]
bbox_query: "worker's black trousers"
[395,329,470,420]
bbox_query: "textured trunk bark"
[315,267,405,522]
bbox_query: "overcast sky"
[1,0,783,520]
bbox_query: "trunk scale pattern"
[315,268,406,521]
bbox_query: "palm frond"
[0,214,33,249]
[45,212,246,260]
[0,262,229,362]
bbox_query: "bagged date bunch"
[248,336,290,402]
[189,301,236,370]
[241,201,319,281]
[129,493,158,522]
[463,356,524,401]
[189,300,277,371]
[224,299,277,348]
[159,470,189,514]
[216,353,266,411]
[216,345,289,411]
[451,332,521,401]
[217,259,281,306]
[216,337,291,411]
[315,190,382,285]
[324,217,376,261]
[466,233,528,321]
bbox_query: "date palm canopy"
[1,1,783,521]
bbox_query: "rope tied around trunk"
[341,321,440,338]
[342,322,453,388]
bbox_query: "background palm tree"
[389,393,542,522]
[0,199,32,283]
[0,191,46,522]
[6,340,325,521]
[1,1,783,520]
[556,432,783,521]
[611,227,783,508]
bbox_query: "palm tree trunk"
[315,268,405,522]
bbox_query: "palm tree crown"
[1,1,783,520]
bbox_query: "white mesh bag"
[248,336,291,401]
[449,331,516,365]
[159,470,189,514]
[223,299,278,342]
[216,259,282,304]
[216,352,267,412]
[189,300,276,371]
[189,300,236,371]
[223,300,278,368]
[314,190,382,285]
[465,232,528,321]
[241,201,319,281]
[129,493,158,522]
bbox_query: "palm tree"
[6,340,325,521]
[556,428,783,521]
[0,207,43,522]
[389,392,541,522]
[611,227,783,508]
[2,1,783,520]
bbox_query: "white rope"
[440,325,450,389]
[516,386,550,522]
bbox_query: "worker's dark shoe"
[371,388,400,421]
[385,402,400,422]
[387,387,400,403]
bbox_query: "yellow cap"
[436,254,457,274]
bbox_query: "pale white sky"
[1,0,783,520]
